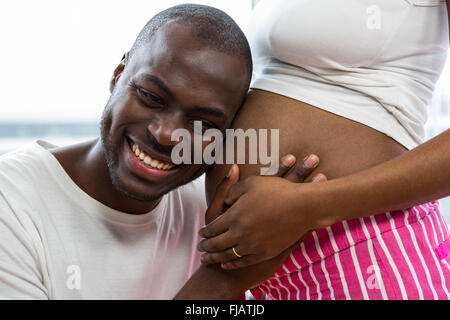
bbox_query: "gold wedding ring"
[232,247,242,258]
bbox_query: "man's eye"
[129,81,164,106]
[190,120,217,132]
[201,121,215,130]
[138,88,164,105]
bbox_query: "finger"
[221,255,261,270]
[206,164,239,222]
[200,247,245,265]
[211,164,239,210]
[198,213,230,238]
[224,182,247,207]
[273,154,296,177]
[312,173,327,182]
[284,154,319,183]
[197,229,235,253]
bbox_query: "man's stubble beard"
[99,99,164,203]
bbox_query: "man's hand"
[197,154,326,270]
[175,155,326,299]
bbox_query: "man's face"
[101,22,248,202]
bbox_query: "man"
[0,4,254,299]
[0,3,320,300]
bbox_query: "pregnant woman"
[179,0,450,299]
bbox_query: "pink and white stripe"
[250,201,450,300]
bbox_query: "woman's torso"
[206,88,408,197]
[206,0,448,202]
[247,0,448,150]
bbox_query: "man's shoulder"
[0,141,53,238]
[0,140,49,175]
[0,140,56,198]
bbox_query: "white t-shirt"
[248,0,449,149]
[0,140,206,299]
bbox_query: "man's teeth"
[131,143,174,170]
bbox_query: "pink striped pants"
[251,201,450,300]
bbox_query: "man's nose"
[147,115,184,147]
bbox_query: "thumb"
[224,180,247,207]
[205,164,239,223]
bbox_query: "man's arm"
[174,265,247,300]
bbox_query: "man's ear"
[109,52,129,93]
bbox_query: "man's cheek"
[109,99,141,131]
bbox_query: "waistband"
[276,201,443,277]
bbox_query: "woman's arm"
[308,128,450,224]
[198,129,450,269]
[314,128,450,219]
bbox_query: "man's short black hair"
[129,3,253,83]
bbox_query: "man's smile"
[124,136,181,180]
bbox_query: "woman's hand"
[197,154,327,270]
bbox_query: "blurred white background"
[0,0,252,123]
[0,0,449,221]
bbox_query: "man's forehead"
[129,23,246,93]
[136,21,204,62]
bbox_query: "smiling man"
[0,4,252,299]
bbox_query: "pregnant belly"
[205,89,408,206]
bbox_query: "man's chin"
[110,175,172,203]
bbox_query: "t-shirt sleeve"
[0,193,49,299]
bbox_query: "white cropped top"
[247,0,449,149]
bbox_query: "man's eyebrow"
[140,74,173,98]
[139,73,227,123]
[194,106,227,122]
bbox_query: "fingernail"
[304,155,319,168]
[198,225,207,235]
[226,165,234,178]
[281,155,296,166]
[312,174,326,182]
